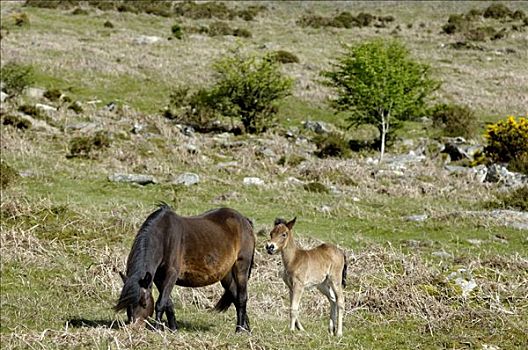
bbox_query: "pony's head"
[266,217,296,255]
[117,271,154,325]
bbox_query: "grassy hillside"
[1,1,527,349]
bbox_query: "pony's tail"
[214,289,235,312]
[341,252,348,288]
[114,272,152,312]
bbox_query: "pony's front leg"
[155,269,179,331]
[289,284,305,331]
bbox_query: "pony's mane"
[126,203,170,277]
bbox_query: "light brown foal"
[265,217,347,336]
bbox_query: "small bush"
[0,62,34,97]
[71,7,88,15]
[431,103,478,139]
[0,161,19,189]
[484,116,528,164]
[232,28,252,38]
[297,14,331,28]
[465,26,496,41]
[68,101,83,114]
[13,12,30,26]
[465,8,483,20]
[332,11,357,28]
[43,88,62,101]
[442,14,471,34]
[511,9,526,20]
[489,186,528,211]
[171,23,182,39]
[68,131,111,158]
[272,50,300,64]
[314,133,350,158]
[508,153,528,175]
[356,12,375,27]
[237,5,267,21]
[483,4,511,19]
[2,114,32,129]
[207,21,232,36]
[174,1,234,20]
[278,154,306,167]
[103,20,114,28]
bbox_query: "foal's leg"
[330,282,345,337]
[154,267,179,331]
[289,283,305,331]
[317,283,337,335]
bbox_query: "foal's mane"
[274,218,287,226]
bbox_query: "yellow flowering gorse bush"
[484,116,528,164]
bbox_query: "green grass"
[1,1,528,349]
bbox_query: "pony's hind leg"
[232,261,251,333]
[330,282,344,337]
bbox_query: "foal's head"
[266,217,296,255]
[119,271,154,325]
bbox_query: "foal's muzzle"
[265,243,276,255]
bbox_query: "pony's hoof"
[235,325,251,334]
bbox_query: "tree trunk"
[379,113,389,163]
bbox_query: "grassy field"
[1,1,527,349]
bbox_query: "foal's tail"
[214,289,235,312]
[341,252,348,288]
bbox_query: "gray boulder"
[172,173,200,186]
[485,164,528,187]
[108,173,157,185]
[302,120,331,134]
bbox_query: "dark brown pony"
[114,204,255,333]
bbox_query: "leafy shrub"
[356,12,375,27]
[43,89,62,101]
[297,14,331,28]
[272,50,300,64]
[322,39,439,161]
[68,101,83,114]
[103,20,114,28]
[68,131,111,158]
[207,21,232,36]
[165,86,218,128]
[332,11,357,28]
[208,51,293,133]
[484,116,528,164]
[71,7,88,15]
[483,4,511,19]
[298,11,384,29]
[0,161,19,189]
[2,114,32,129]
[237,5,266,21]
[489,186,528,211]
[0,62,34,97]
[171,23,182,39]
[465,8,483,20]
[431,103,478,139]
[465,26,496,41]
[442,14,471,34]
[174,1,234,20]
[233,28,252,38]
[313,133,350,158]
[511,10,526,20]
[13,12,30,26]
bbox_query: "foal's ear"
[119,271,127,283]
[286,217,297,230]
[138,271,152,289]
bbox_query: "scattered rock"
[185,144,198,154]
[485,164,528,187]
[65,122,100,133]
[466,238,483,246]
[133,35,162,45]
[108,173,157,185]
[131,123,144,134]
[454,277,478,298]
[405,214,428,222]
[431,251,452,259]
[0,91,7,103]
[217,161,239,169]
[318,205,332,214]
[286,177,304,185]
[442,142,470,161]
[172,172,200,186]
[243,177,265,186]
[256,147,276,158]
[26,87,45,99]
[35,103,57,115]
[302,120,331,134]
